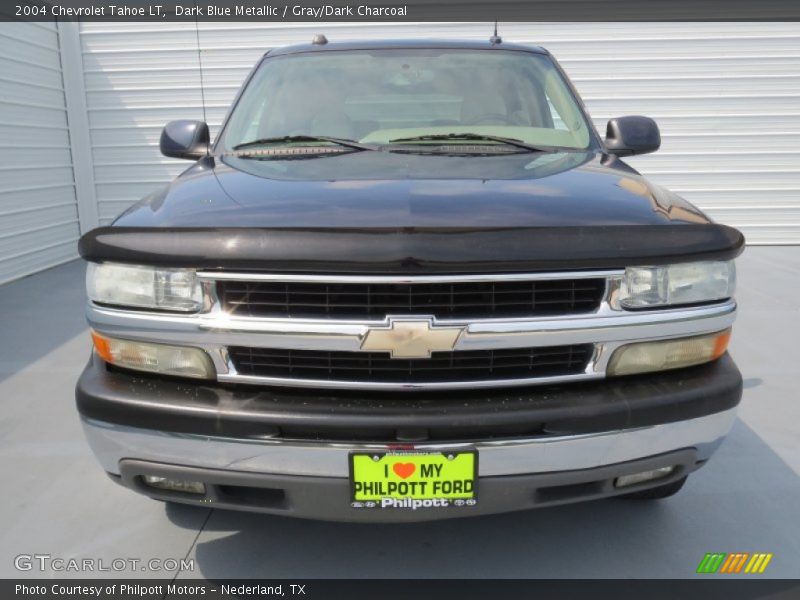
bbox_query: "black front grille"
[217,278,606,319]
[228,344,594,384]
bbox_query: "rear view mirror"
[604,116,661,157]
[160,120,210,160]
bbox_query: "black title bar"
[4,0,800,22]
[4,579,800,600]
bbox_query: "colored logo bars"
[696,553,773,574]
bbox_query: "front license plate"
[350,450,477,510]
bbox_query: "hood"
[113,150,709,228]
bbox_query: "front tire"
[619,475,688,500]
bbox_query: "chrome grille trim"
[217,369,605,391]
[199,271,625,284]
[86,270,737,391]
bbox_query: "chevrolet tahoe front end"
[75,39,743,521]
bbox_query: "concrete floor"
[0,248,798,579]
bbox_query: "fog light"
[142,475,206,495]
[607,329,731,377]
[91,331,215,379]
[615,466,675,489]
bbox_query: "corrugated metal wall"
[1,22,798,284]
[0,22,81,285]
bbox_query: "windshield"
[222,49,594,151]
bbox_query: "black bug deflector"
[78,224,744,273]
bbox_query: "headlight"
[86,262,203,312]
[91,331,215,379]
[618,261,735,309]
[607,329,731,377]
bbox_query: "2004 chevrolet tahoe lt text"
[75,38,744,521]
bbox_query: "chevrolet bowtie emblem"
[360,318,464,359]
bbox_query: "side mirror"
[160,120,210,160]
[604,116,660,157]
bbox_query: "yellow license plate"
[350,451,477,510]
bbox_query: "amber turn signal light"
[607,329,731,377]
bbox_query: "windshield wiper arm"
[387,133,550,153]
[233,135,375,151]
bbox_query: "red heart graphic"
[393,462,416,479]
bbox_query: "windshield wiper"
[232,135,375,152]
[387,133,551,153]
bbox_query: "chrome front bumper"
[83,408,737,479]
[83,408,737,521]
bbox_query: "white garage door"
[78,21,800,244]
[0,22,81,284]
